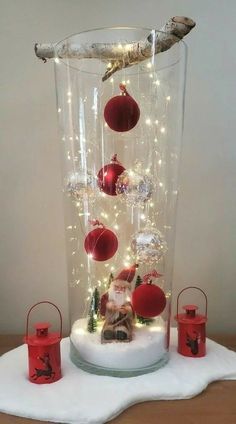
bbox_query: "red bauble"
[97,155,125,196]
[104,84,140,132]
[84,227,118,261]
[132,283,166,318]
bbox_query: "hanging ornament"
[97,154,125,196]
[131,221,167,263]
[65,169,96,202]
[84,220,118,261]
[132,270,166,318]
[116,161,154,206]
[104,83,140,132]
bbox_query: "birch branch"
[35,16,195,81]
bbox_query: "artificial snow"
[70,318,166,369]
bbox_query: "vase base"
[70,340,169,377]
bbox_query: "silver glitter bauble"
[65,170,96,201]
[116,165,154,206]
[131,225,167,264]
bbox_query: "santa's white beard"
[108,287,130,307]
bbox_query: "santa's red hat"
[115,264,138,283]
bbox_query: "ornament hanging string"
[119,83,127,95]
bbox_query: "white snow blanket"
[0,328,236,424]
[71,318,166,370]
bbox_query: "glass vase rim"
[55,26,187,44]
[54,26,187,75]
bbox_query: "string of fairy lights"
[56,57,177,314]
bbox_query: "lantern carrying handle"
[25,301,62,339]
[176,286,207,318]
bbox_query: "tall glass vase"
[54,28,187,377]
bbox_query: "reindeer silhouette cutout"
[31,353,55,380]
[186,331,200,355]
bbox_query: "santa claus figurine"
[100,264,138,343]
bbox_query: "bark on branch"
[35,16,195,81]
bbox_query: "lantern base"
[70,318,168,377]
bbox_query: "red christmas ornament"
[84,220,118,261]
[97,154,125,196]
[104,84,140,132]
[132,271,166,317]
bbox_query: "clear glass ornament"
[116,162,154,206]
[131,222,168,264]
[65,169,97,202]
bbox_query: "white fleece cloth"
[0,328,236,424]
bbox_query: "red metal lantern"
[24,301,62,384]
[175,287,207,357]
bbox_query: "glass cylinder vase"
[54,27,187,377]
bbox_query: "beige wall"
[1,0,235,334]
